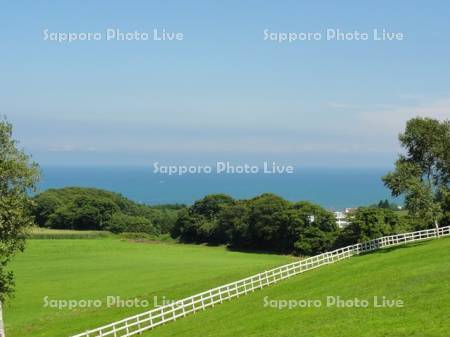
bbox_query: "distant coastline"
[38,166,400,209]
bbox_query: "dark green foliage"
[31,187,184,234]
[0,119,40,301]
[106,213,158,235]
[336,207,403,246]
[47,195,119,230]
[32,193,62,226]
[383,117,450,228]
[374,199,399,210]
[291,201,338,254]
[440,189,450,227]
[172,194,233,243]
[216,202,251,245]
[246,194,290,249]
[171,192,419,256]
[171,193,338,255]
[190,194,235,220]
[294,226,336,256]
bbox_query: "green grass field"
[5,237,293,337]
[6,234,449,337]
[144,237,450,337]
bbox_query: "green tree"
[383,118,450,229]
[246,194,290,250]
[217,202,251,245]
[106,213,158,235]
[32,193,62,227]
[190,194,235,220]
[171,208,205,242]
[71,196,119,230]
[291,201,338,255]
[171,194,235,243]
[294,226,335,256]
[171,193,338,254]
[337,207,400,245]
[0,119,40,335]
[31,187,184,234]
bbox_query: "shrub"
[31,187,184,233]
[172,193,339,254]
[106,213,159,235]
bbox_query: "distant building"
[334,211,350,228]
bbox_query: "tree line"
[30,188,415,255]
[170,193,415,255]
[31,187,184,236]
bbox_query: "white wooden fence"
[71,226,450,337]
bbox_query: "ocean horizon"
[38,166,400,210]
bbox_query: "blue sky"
[1,0,450,167]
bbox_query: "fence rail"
[71,225,450,337]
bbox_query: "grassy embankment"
[145,236,450,337]
[7,229,449,337]
[6,231,293,337]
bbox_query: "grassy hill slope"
[5,238,293,337]
[146,237,450,337]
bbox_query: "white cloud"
[358,96,450,136]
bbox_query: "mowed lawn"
[146,237,450,337]
[5,238,294,337]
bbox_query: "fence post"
[149,312,154,328]
[210,291,215,307]
[0,300,5,337]
[182,300,187,316]
[201,295,205,310]
[435,220,440,238]
[218,289,223,303]
[172,303,177,320]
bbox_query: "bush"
[335,207,403,246]
[31,187,184,233]
[106,213,159,235]
[172,193,339,254]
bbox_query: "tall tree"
[383,117,450,229]
[0,119,40,337]
[336,207,400,246]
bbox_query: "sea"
[38,166,400,210]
